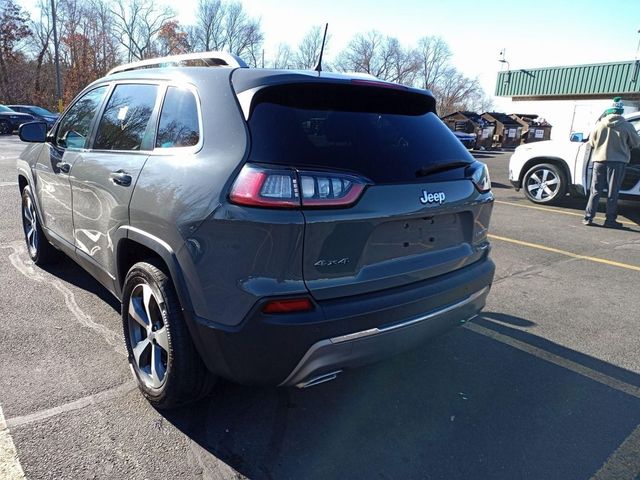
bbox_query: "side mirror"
[19,121,47,143]
[569,132,584,142]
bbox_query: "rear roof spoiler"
[107,51,248,76]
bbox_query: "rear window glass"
[247,83,473,183]
[156,86,200,148]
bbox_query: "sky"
[19,0,640,109]
[178,0,640,109]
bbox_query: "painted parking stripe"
[494,200,637,227]
[591,424,640,480]
[5,381,136,430]
[465,323,640,399]
[0,182,18,188]
[0,405,26,480]
[488,234,640,272]
[466,323,640,480]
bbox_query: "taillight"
[262,297,314,314]
[298,170,367,207]
[229,164,299,208]
[229,164,369,209]
[466,161,491,193]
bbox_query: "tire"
[21,185,59,264]
[0,120,11,135]
[122,260,215,409]
[522,163,567,205]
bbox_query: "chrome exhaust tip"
[296,370,342,389]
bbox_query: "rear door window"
[156,86,200,148]
[247,83,473,183]
[94,84,159,151]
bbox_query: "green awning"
[495,61,640,99]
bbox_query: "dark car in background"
[0,105,34,134]
[8,105,58,129]
[453,130,477,150]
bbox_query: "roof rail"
[107,51,248,76]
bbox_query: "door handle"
[110,170,132,186]
[56,161,71,173]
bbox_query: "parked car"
[509,112,640,204]
[8,105,58,129]
[16,52,495,408]
[453,130,477,150]
[0,105,34,134]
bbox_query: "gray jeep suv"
[17,52,495,409]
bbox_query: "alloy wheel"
[526,168,561,201]
[22,194,39,257]
[127,283,170,389]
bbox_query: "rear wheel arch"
[18,174,28,193]
[114,229,193,313]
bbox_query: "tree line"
[0,0,491,115]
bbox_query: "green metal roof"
[495,60,640,99]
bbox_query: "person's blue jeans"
[584,161,626,222]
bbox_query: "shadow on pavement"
[41,254,121,312]
[162,313,640,480]
[552,196,640,227]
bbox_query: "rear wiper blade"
[415,161,471,177]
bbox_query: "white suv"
[508,112,640,204]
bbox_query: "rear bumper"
[281,285,489,387]
[186,256,495,386]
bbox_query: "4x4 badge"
[420,190,446,205]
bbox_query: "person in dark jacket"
[584,97,640,228]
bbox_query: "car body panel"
[509,111,640,198]
[301,180,492,300]
[33,144,83,245]
[71,151,149,271]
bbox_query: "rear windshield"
[247,83,473,183]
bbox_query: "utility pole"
[51,0,63,113]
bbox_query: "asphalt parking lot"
[1,134,639,480]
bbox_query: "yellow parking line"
[488,234,640,272]
[494,200,637,227]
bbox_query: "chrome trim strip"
[279,286,490,386]
[329,286,490,344]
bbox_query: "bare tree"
[293,25,329,70]
[416,36,452,91]
[271,43,293,69]
[29,0,54,102]
[335,32,490,115]
[192,0,225,51]
[433,71,483,115]
[222,2,263,65]
[110,0,174,61]
[335,31,417,82]
[335,31,387,78]
[384,37,419,84]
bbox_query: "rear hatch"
[242,81,491,300]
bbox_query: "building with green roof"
[495,60,640,140]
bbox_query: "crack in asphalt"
[2,241,125,356]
